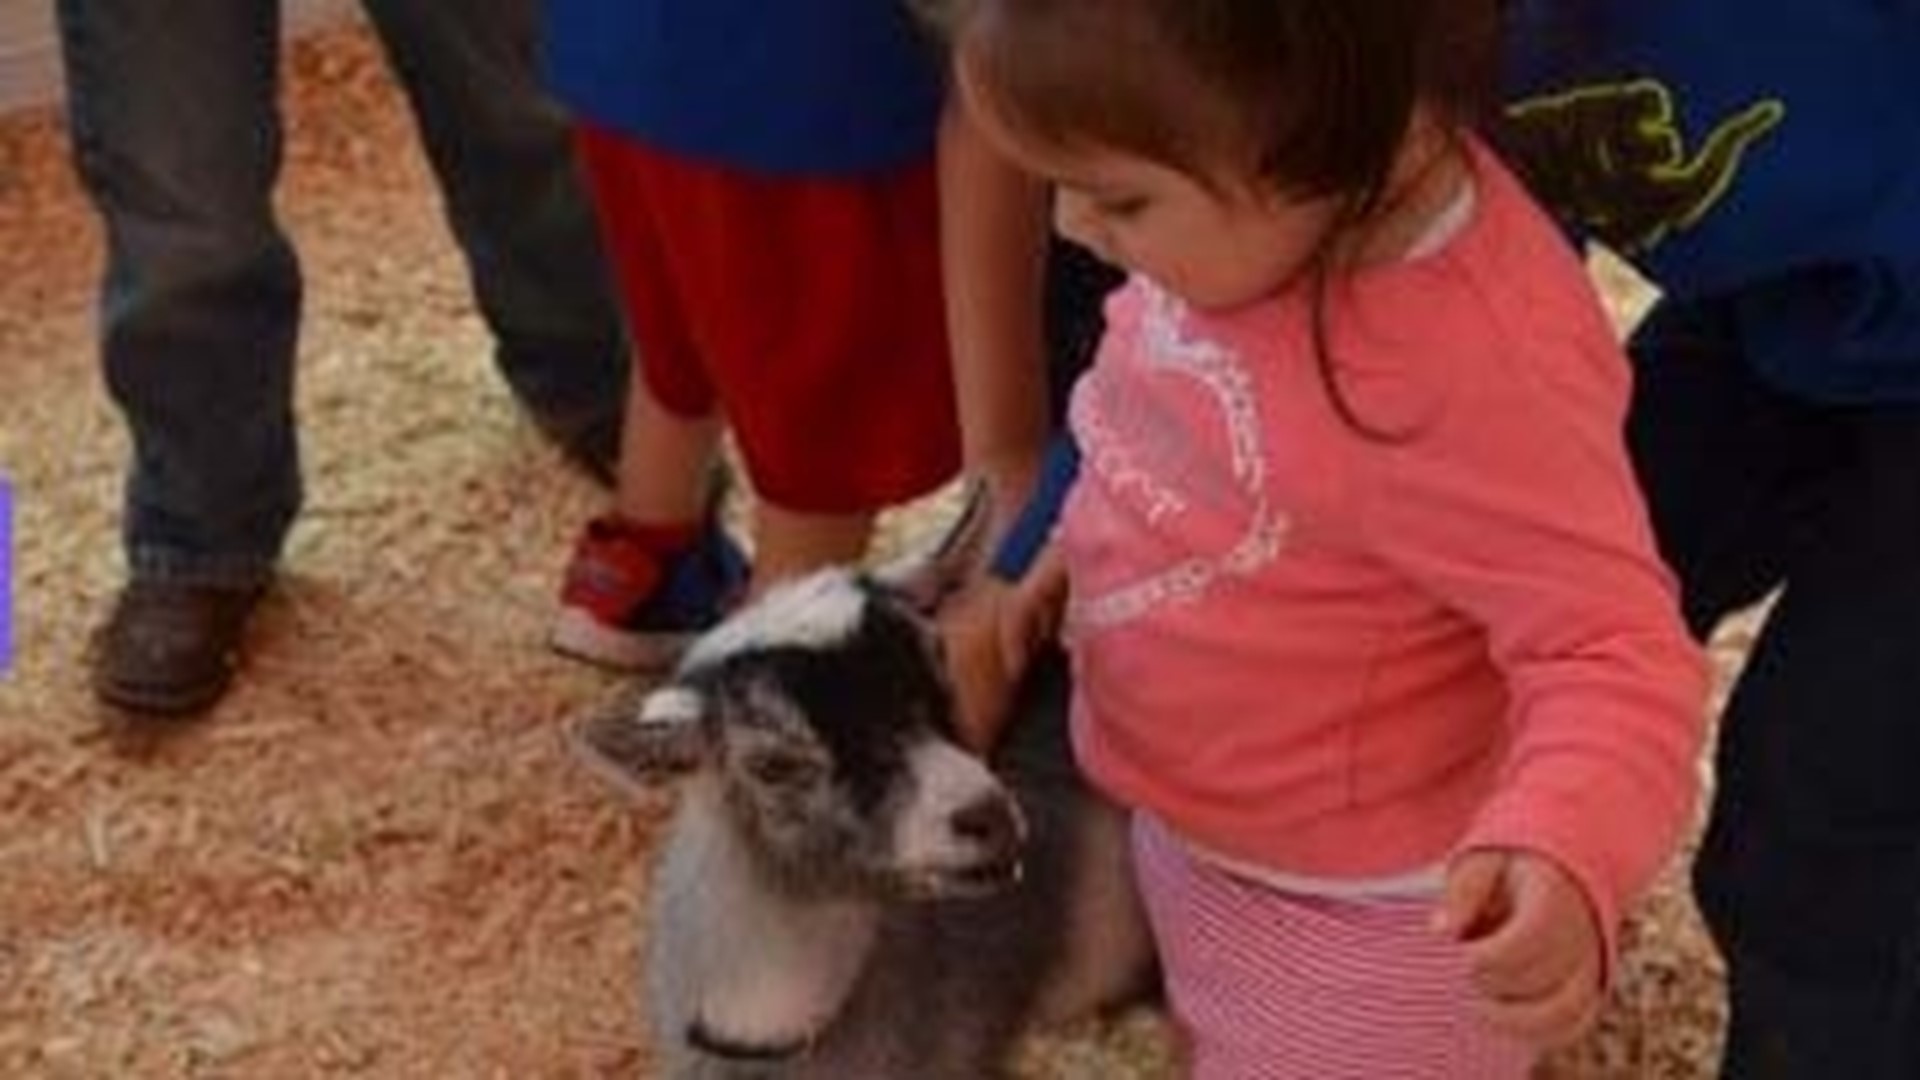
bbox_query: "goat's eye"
[747,752,822,787]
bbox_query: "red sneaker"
[550,515,748,671]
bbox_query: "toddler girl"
[943,0,1709,1073]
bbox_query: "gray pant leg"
[57,0,300,585]
[360,0,627,447]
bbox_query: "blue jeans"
[57,0,627,587]
[1627,296,1920,1079]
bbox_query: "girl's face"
[1052,155,1336,309]
[968,95,1339,311]
[1044,150,1337,311]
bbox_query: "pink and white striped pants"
[1132,813,1538,1080]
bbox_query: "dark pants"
[57,0,627,587]
[1627,297,1920,1079]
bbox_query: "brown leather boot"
[90,579,264,716]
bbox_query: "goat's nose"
[949,795,1022,859]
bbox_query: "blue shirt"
[1504,0,1920,401]
[542,1,945,177]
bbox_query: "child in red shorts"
[541,3,959,668]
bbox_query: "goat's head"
[573,568,1027,901]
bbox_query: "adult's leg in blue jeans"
[360,0,628,469]
[1628,297,1920,1079]
[58,0,301,587]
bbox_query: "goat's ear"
[872,482,989,612]
[568,684,711,792]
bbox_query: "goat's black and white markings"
[578,565,1154,1079]
[681,572,1019,896]
[681,570,872,672]
[890,738,1024,898]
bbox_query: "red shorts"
[574,124,959,514]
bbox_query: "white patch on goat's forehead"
[639,685,704,728]
[684,570,869,669]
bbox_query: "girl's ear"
[872,482,990,613]
[568,683,712,790]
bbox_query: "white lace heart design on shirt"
[1067,286,1290,633]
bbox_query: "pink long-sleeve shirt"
[1059,150,1709,941]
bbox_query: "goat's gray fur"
[573,567,1153,1079]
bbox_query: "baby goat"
[573,568,1151,1079]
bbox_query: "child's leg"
[1129,814,1536,1080]
[612,360,722,529]
[748,502,874,590]
[695,158,959,582]
[550,366,743,668]
[572,120,724,530]
[563,135,957,656]
[550,126,747,669]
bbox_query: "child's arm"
[940,542,1069,752]
[935,98,1075,750]
[937,98,1054,544]
[1358,333,1710,1035]
[943,437,1078,751]
[1434,845,1606,1046]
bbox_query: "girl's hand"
[996,543,1067,673]
[938,578,1021,753]
[1433,848,1605,1048]
[937,544,1069,754]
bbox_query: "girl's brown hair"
[944,0,1504,436]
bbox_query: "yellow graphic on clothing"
[1505,78,1784,255]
